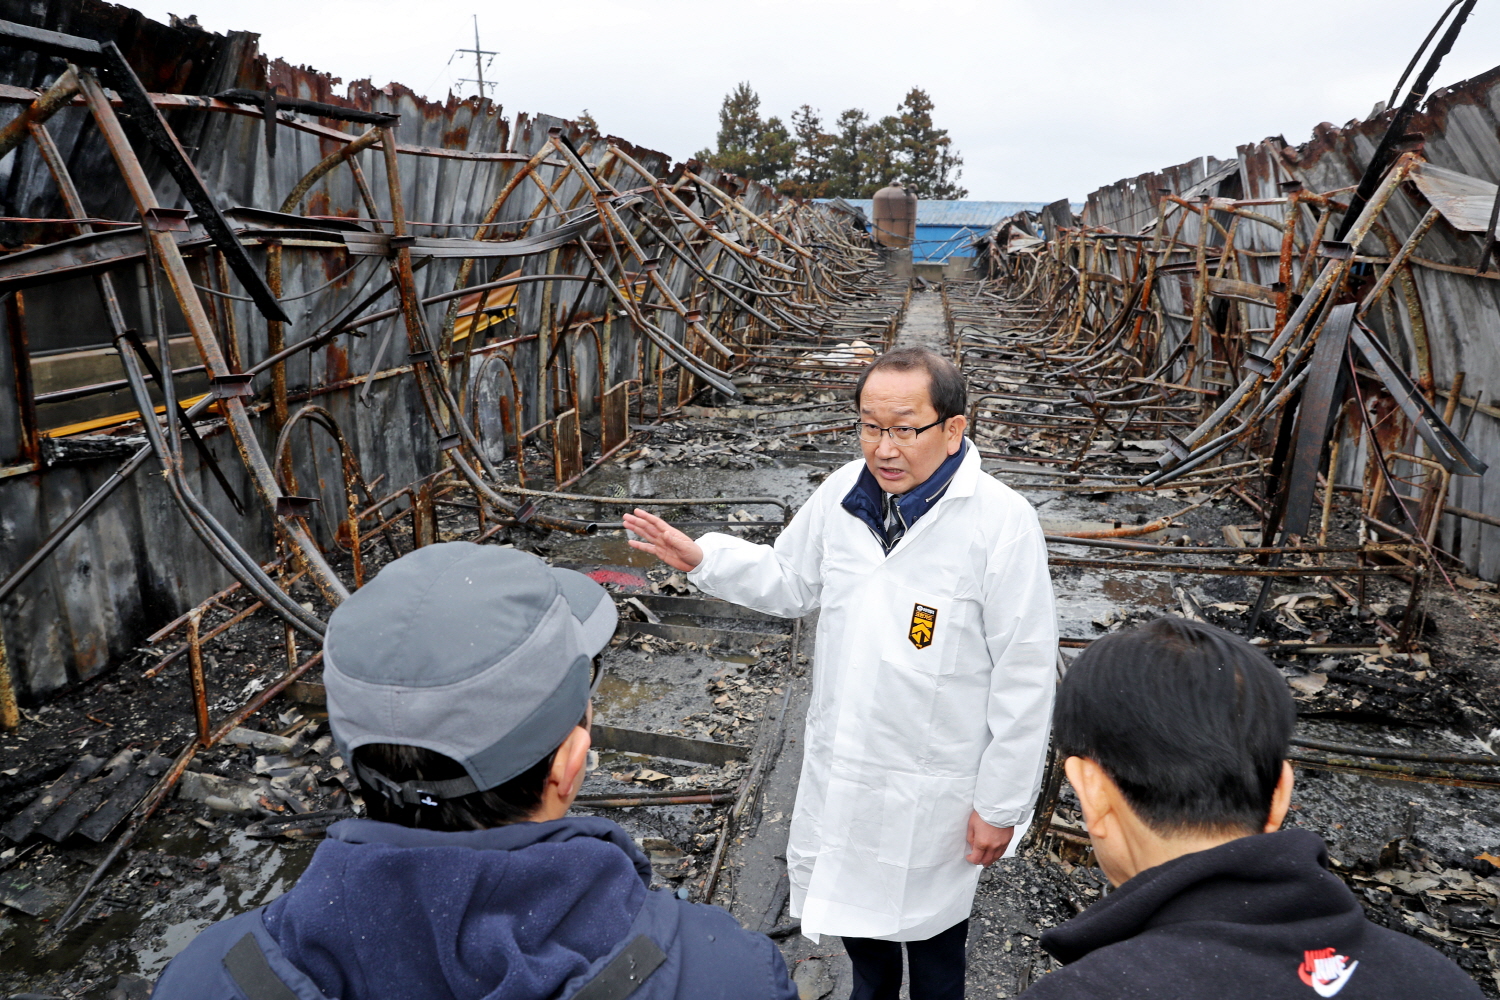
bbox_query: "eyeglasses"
[857,417,948,446]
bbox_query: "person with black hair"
[153,542,799,1000]
[626,347,1057,1000]
[1022,616,1482,999]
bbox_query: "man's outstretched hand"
[623,508,704,573]
[966,811,1014,867]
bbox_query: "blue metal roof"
[910,224,985,262]
[835,199,1048,227]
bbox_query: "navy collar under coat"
[841,438,968,553]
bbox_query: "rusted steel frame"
[213,252,244,368]
[1279,304,1356,540]
[542,156,734,360]
[1291,735,1500,767]
[338,273,601,334]
[119,258,328,636]
[272,405,379,585]
[76,70,346,605]
[1366,219,1435,395]
[51,649,323,936]
[186,611,211,745]
[265,243,290,454]
[144,576,307,679]
[682,169,812,260]
[371,135,599,533]
[526,162,738,396]
[1420,378,1464,545]
[343,157,384,233]
[0,67,77,161]
[1360,207,1439,315]
[1350,322,1484,474]
[34,111,243,522]
[1048,556,1408,576]
[379,126,473,449]
[513,145,598,243]
[278,127,382,214]
[634,212,788,336]
[496,485,789,521]
[0,632,15,730]
[73,78,339,631]
[119,330,247,514]
[1294,204,1333,298]
[470,352,528,486]
[1288,750,1500,791]
[0,82,566,167]
[148,563,289,645]
[1336,0,1476,242]
[609,147,795,273]
[1044,535,1394,557]
[1158,158,1416,461]
[85,52,288,324]
[575,792,735,808]
[721,260,823,334]
[0,234,382,620]
[1273,190,1300,332]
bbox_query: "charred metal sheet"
[340,212,598,258]
[591,724,749,766]
[1408,162,1499,233]
[0,224,343,291]
[1280,304,1355,539]
[1350,322,1486,475]
[626,621,789,648]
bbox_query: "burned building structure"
[5,0,1500,996]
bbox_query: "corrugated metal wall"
[0,1,791,699]
[1079,66,1500,578]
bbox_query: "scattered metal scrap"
[0,8,903,940]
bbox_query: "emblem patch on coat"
[909,603,937,649]
[1298,948,1357,997]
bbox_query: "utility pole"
[450,15,497,102]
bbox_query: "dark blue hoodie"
[152,815,797,1000]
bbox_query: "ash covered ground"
[5,392,1500,999]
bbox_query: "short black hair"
[353,711,588,831]
[1054,617,1295,836]
[854,347,966,421]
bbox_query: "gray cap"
[323,542,617,794]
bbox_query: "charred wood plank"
[38,750,135,842]
[78,754,172,843]
[0,755,104,843]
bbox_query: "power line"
[448,15,497,102]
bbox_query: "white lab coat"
[689,445,1057,942]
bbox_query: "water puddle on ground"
[1,822,321,985]
[593,674,672,718]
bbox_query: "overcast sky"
[132,0,1500,202]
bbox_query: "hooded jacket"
[1023,828,1482,999]
[152,815,797,1000]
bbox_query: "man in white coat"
[623,347,1057,1000]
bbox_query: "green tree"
[698,82,765,178]
[890,87,966,199]
[783,104,834,198]
[698,83,965,200]
[824,108,872,197]
[751,115,795,184]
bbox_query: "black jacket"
[1024,829,1482,999]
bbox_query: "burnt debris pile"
[5,0,1500,996]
